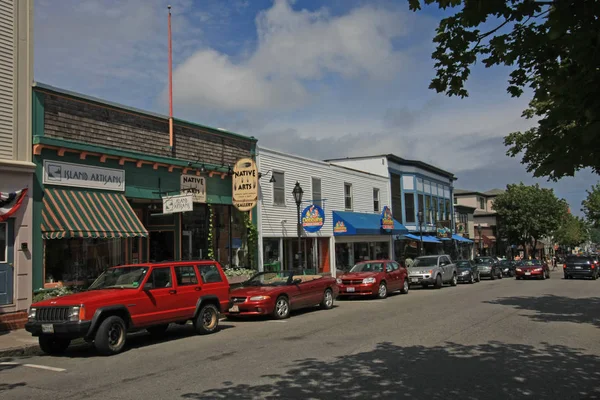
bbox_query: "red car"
[227,271,339,319]
[337,260,409,299]
[25,261,231,356]
[515,259,551,280]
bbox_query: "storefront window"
[354,242,370,262]
[181,204,209,260]
[263,238,281,272]
[335,242,354,273]
[44,238,125,288]
[209,205,250,268]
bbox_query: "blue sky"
[34,0,596,215]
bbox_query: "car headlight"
[362,277,376,284]
[516,268,522,272]
[535,268,543,271]
[461,270,470,275]
[28,307,37,321]
[249,295,270,301]
[68,306,82,322]
[336,278,342,285]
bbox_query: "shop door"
[0,220,14,305]
[149,231,175,262]
[182,230,193,260]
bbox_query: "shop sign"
[232,158,258,211]
[333,220,347,233]
[181,175,206,203]
[436,220,452,238]
[43,160,125,191]
[162,193,193,214]
[302,204,325,233]
[380,206,394,231]
[455,222,466,234]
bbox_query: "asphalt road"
[2,272,600,400]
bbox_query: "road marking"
[0,361,66,372]
[267,320,287,323]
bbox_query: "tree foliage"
[553,213,588,248]
[409,0,600,181]
[493,183,568,256]
[582,183,600,227]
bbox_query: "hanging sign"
[181,175,206,203]
[232,158,258,211]
[302,204,325,233]
[436,220,452,238]
[162,193,193,214]
[380,206,394,231]
[43,160,125,191]
[333,220,347,233]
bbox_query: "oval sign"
[232,158,258,212]
[302,204,325,233]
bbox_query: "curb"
[0,343,42,358]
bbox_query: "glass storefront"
[335,241,390,274]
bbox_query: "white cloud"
[170,0,407,112]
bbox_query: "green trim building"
[31,83,258,291]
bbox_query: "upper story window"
[478,196,485,210]
[454,196,458,205]
[312,177,322,207]
[373,188,380,213]
[344,183,353,210]
[273,171,285,206]
[404,193,415,223]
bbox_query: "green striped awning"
[41,188,148,239]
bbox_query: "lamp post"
[292,181,304,270]
[477,223,482,256]
[417,210,424,256]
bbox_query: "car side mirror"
[293,278,302,285]
[143,282,153,291]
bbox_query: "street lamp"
[477,223,482,256]
[417,210,424,256]
[292,181,304,270]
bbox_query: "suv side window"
[443,256,451,265]
[198,264,223,283]
[148,267,172,289]
[175,266,199,286]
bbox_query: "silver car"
[408,255,458,289]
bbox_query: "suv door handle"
[194,287,202,291]
[169,290,177,294]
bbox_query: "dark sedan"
[563,255,598,280]
[473,256,502,280]
[498,260,516,277]
[456,260,480,283]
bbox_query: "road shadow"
[180,341,600,399]
[226,305,339,323]
[0,356,28,392]
[485,295,600,328]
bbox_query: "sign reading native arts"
[380,206,394,231]
[43,160,125,191]
[162,193,193,214]
[232,158,258,212]
[181,175,206,203]
[302,204,325,233]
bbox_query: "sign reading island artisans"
[232,158,258,212]
[43,160,125,191]
[162,193,193,214]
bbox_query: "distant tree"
[553,213,588,248]
[493,183,568,257]
[582,183,600,227]
[408,0,600,181]
[589,227,600,244]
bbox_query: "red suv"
[25,261,231,356]
[337,260,409,299]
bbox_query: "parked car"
[25,261,231,356]
[228,270,339,319]
[473,256,502,280]
[563,255,598,280]
[408,255,457,289]
[515,259,550,280]
[498,260,516,277]
[337,260,408,299]
[455,260,480,283]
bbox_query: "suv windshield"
[88,266,149,290]
[244,272,292,286]
[456,261,472,268]
[350,262,384,272]
[412,257,438,267]
[474,257,494,265]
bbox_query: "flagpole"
[168,5,174,150]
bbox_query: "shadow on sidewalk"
[180,341,600,399]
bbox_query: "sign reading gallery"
[42,160,125,191]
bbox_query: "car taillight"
[563,264,567,269]
[592,264,596,269]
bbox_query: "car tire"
[400,279,409,294]
[94,315,127,356]
[272,296,290,319]
[498,271,503,279]
[38,336,71,355]
[476,273,481,282]
[320,289,334,309]
[434,274,443,289]
[546,270,550,279]
[377,282,388,299]
[593,273,598,281]
[147,324,170,337]
[450,273,457,286]
[541,271,546,280]
[563,274,568,279]
[194,304,220,333]
[470,274,475,284]
[490,272,496,280]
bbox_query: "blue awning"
[452,234,473,243]
[400,233,442,244]
[332,211,408,236]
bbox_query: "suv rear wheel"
[38,336,71,355]
[194,304,220,334]
[434,274,443,289]
[450,273,457,286]
[94,315,127,356]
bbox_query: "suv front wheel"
[94,315,127,356]
[39,336,71,355]
[194,304,220,334]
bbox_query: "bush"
[32,287,79,303]
[223,268,256,278]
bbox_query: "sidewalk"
[0,329,40,357]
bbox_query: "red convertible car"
[515,259,551,280]
[227,271,339,319]
[337,260,409,299]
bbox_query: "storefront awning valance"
[42,188,148,239]
[332,211,408,236]
[452,234,473,243]
[401,233,442,244]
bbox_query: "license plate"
[411,278,419,283]
[576,266,582,269]
[41,324,54,333]
[346,287,355,293]
[525,272,531,276]
[228,305,239,313]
